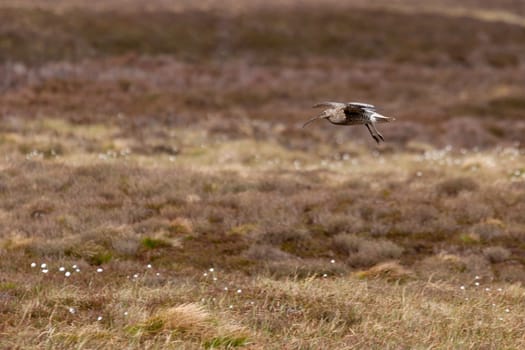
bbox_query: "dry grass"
[1,118,525,348]
[333,234,404,267]
[131,303,249,346]
[1,0,525,348]
[356,261,415,282]
[483,246,511,264]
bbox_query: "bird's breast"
[328,116,349,125]
[328,110,350,124]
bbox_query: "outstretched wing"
[312,102,346,109]
[346,102,376,111]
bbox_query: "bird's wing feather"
[346,102,376,110]
[312,102,346,109]
[344,104,369,115]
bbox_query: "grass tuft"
[333,234,403,267]
[204,335,249,349]
[356,261,414,282]
[436,177,479,197]
[141,237,172,249]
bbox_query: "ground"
[1,1,525,349]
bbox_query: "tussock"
[138,303,212,338]
[333,234,403,267]
[483,246,511,263]
[356,261,414,282]
[473,219,506,240]
[416,253,469,281]
[244,244,294,261]
[436,177,479,197]
[134,303,250,346]
[265,258,348,278]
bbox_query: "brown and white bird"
[303,102,394,143]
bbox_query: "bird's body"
[303,102,394,143]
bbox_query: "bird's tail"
[372,113,395,123]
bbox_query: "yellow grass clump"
[132,303,250,347]
[356,261,415,282]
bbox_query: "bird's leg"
[371,123,384,141]
[365,124,380,144]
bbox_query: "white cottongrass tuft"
[156,272,160,276]
[69,307,75,314]
[30,262,36,268]
[96,268,103,273]
[72,265,78,269]
[97,316,103,321]
[460,286,465,290]
[147,264,152,269]
[42,269,49,274]
[237,289,242,294]
[41,263,47,269]
[209,268,214,272]
[59,267,65,272]
[330,259,335,264]
[65,271,71,277]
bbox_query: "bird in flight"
[303,102,394,143]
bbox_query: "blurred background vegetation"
[1,0,525,147]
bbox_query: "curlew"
[303,102,394,143]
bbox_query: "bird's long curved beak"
[302,115,327,128]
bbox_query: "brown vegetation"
[1,0,525,348]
